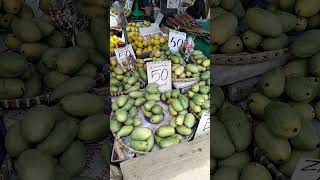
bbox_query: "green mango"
[276,11,297,33]
[279,149,320,176]
[212,120,235,159]
[261,33,289,51]
[218,151,251,170]
[75,63,97,78]
[55,166,71,180]
[150,114,164,124]
[133,119,142,127]
[0,52,25,78]
[144,101,156,111]
[78,114,108,141]
[246,7,282,37]
[34,18,55,37]
[21,106,56,143]
[4,33,22,49]
[146,94,161,101]
[16,149,55,180]
[116,95,128,107]
[61,93,104,117]
[279,0,295,12]
[129,106,138,117]
[283,59,308,78]
[308,14,320,29]
[212,167,240,180]
[176,125,192,136]
[131,127,152,141]
[41,48,63,69]
[20,43,49,62]
[145,135,154,152]
[59,141,86,176]
[178,95,189,110]
[146,83,159,94]
[157,126,175,138]
[44,71,70,89]
[3,0,22,14]
[190,101,201,113]
[90,17,107,57]
[285,77,318,102]
[37,118,78,156]
[264,101,301,139]
[169,105,178,116]
[115,110,128,123]
[248,93,271,117]
[193,94,205,106]
[0,78,24,99]
[171,99,184,112]
[124,118,134,126]
[151,104,163,115]
[12,18,42,42]
[129,91,144,99]
[212,86,225,114]
[295,0,320,17]
[289,102,315,121]
[159,136,180,148]
[56,47,88,75]
[76,30,96,49]
[258,68,285,98]
[5,121,30,157]
[46,31,67,48]
[291,30,320,58]
[171,89,180,98]
[220,0,235,10]
[134,98,146,107]
[309,53,320,76]
[117,126,134,137]
[239,163,272,180]
[212,13,238,45]
[18,4,34,19]
[130,140,148,151]
[290,120,320,150]
[242,30,263,49]
[175,114,185,126]
[50,76,96,101]
[220,35,243,54]
[255,123,291,164]
[184,113,196,128]
[219,104,252,152]
[110,120,122,133]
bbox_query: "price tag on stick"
[292,158,320,180]
[155,12,164,24]
[168,29,187,53]
[115,44,136,70]
[147,61,172,92]
[125,0,134,9]
[194,112,210,139]
[167,0,179,9]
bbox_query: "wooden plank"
[120,135,210,180]
[212,57,289,86]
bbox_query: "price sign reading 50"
[147,61,172,92]
[168,29,186,53]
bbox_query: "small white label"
[147,61,172,92]
[194,112,210,139]
[125,0,134,9]
[155,12,164,24]
[292,158,320,180]
[168,29,187,52]
[139,25,161,39]
[110,13,118,27]
[115,44,136,67]
[167,0,180,9]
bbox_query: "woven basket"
[0,94,50,109]
[212,48,291,65]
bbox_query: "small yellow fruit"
[154,34,160,40]
[138,36,144,42]
[159,37,165,44]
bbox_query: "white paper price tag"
[147,61,172,92]
[115,44,136,66]
[194,112,210,139]
[168,29,187,52]
[125,0,134,9]
[155,12,164,24]
[110,13,118,28]
[292,158,320,180]
[139,25,161,38]
[167,0,180,9]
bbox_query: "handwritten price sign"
[167,0,179,9]
[168,29,186,52]
[194,112,210,139]
[155,12,164,24]
[292,159,320,180]
[115,44,136,67]
[147,61,172,92]
[125,0,134,9]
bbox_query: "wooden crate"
[120,135,210,180]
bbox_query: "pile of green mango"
[211,0,320,54]
[5,91,107,180]
[170,50,209,79]
[247,66,320,177]
[110,65,147,94]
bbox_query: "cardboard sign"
[125,0,134,9]
[139,24,161,40]
[292,158,320,180]
[110,13,118,28]
[147,61,172,92]
[155,12,164,24]
[168,29,187,52]
[167,0,180,9]
[194,112,210,139]
[115,44,136,67]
